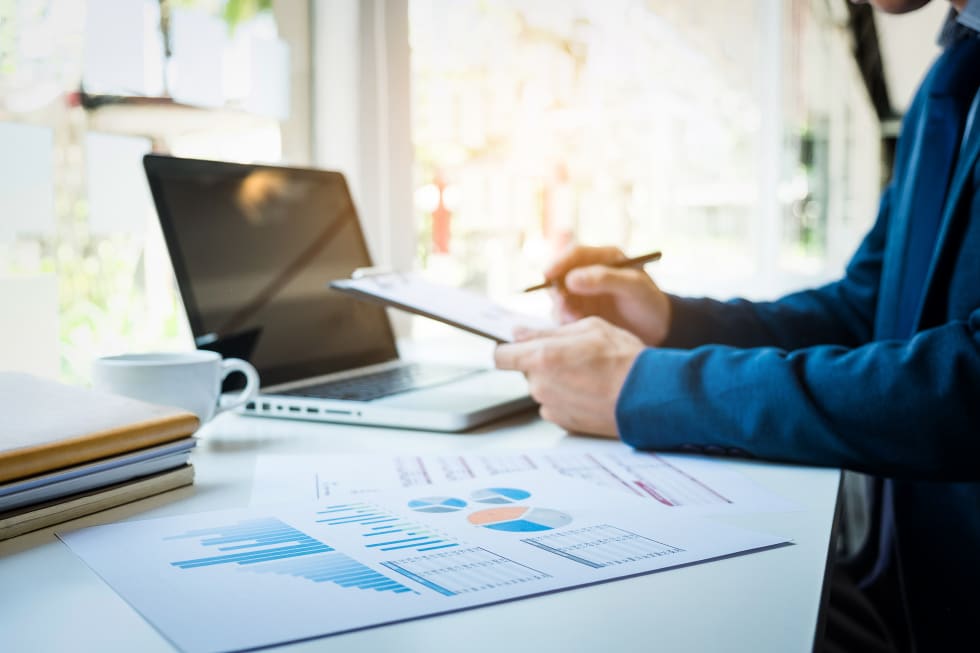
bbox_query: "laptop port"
[288,406,301,412]
[306,407,319,414]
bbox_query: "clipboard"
[330,272,553,343]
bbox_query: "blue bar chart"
[317,503,460,553]
[168,517,331,567]
[522,524,684,569]
[167,517,415,594]
[382,547,550,596]
[248,551,416,594]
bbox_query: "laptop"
[143,154,534,432]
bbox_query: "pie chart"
[467,506,572,532]
[471,487,532,504]
[407,497,467,513]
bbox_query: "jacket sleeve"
[661,187,892,351]
[616,307,980,481]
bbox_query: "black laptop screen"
[145,155,399,387]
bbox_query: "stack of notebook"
[0,372,200,540]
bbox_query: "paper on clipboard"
[330,272,554,342]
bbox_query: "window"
[408,0,881,304]
[3,0,883,379]
[0,0,305,383]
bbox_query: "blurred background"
[0,0,949,383]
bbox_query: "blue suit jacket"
[616,43,980,648]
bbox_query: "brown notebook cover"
[0,373,200,484]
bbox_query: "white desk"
[0,411,840,653]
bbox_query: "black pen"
[523,251,663,293]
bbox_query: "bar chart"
[167,517,331,567]
[248,551,416,594]
[382,547,550,596]
[166,517,415,594]
[316,503,461,552]
[522,524,684,569]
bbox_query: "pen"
[522,250,663,293]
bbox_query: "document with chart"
[252,443,798,514]
[59,473,788,653]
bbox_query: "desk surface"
[0,411,840,653]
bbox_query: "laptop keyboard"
[280,363,481,402]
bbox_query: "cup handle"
[215,358,260,415]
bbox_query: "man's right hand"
[544,245,672,346]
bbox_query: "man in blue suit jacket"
[496,0,980,649]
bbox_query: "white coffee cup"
[91,351,260,423]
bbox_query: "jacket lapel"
[914,88,980,329]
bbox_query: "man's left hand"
[494,316,646,437]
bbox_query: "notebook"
[1,465,194,541]
[0,373,199,484]
[0,438,195,512]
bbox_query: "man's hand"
[545,245,672,346]
[494,317,645,437]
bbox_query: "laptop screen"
[144,155,399,388]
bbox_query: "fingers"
[514,316,609,343]
[539,404,555,423]
[498,321,627,438]
[547,315,609,335]
[552,291,588,324]
[564,265,648,296]
[512,325,560,342]
[543,245,626,283]
[540,403,617,438]
[558,307,582,324]
[493,340,542,371]
[497,321,600,371]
